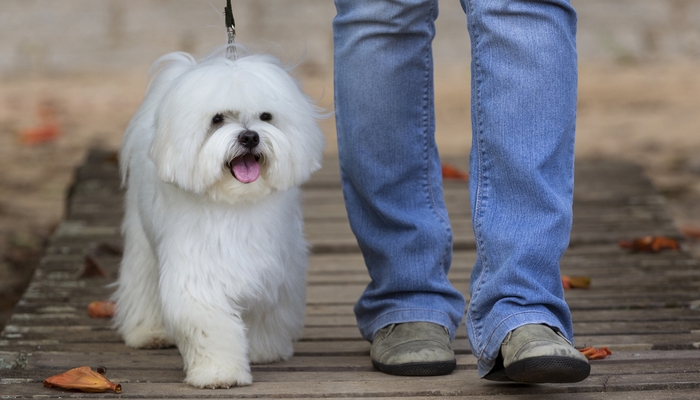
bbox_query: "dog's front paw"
[185,363,253,389]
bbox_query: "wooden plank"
[2,353,699,385]
[9,293,700,322]
[6,309,700,336]
[9,286,700,314]
[2,349,698,373]
[5,357,700,398]
[4,383,699,400]
[6,360,700,384]
[605,372,700,392]
[0,375,609,398]
[3,350,699,378]
[23,333,682,354]
[5,323,700,354]
[0,340,375,356]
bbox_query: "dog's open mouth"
[227,153,261,183]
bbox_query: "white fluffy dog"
[111,50,324,389]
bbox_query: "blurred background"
[1,0,700,327]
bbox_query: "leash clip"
[224,0,237,60]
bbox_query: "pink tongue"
[231,154,260,183]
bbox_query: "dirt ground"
[1,60,700,328]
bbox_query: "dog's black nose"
[238,130,260,149]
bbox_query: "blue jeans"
[333,0,578,377]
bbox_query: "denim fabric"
[333,0,466,343]
[333,0,578,377]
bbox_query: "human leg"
[333,0,466,343]
[333,0,467,376]
[460,0,587,380]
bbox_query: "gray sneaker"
[370,322,456,376]
[489,324,590,383]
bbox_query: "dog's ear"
[149,107,211,193]
[121,52,196,188]
[271,104,325,189]
[149,119,180,185]
[253,61,326,190]
[147,57,214,193]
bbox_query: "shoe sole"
[372,359,456,376]
[505,356,591,383]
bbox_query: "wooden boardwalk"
[2,149,700,398]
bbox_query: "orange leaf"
[43,366,121,393]
[87,300,115,318]
[441,164,469,181]
[18,123,59,145]
[561,275,591,290]
[579,346,612,360]
[561,276,571,290]
[618,236,680,253]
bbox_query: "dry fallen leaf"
[579,346,612,360]
[87,300,115,318]
[19,123,59,145]
[441,164,469,181]
[18,101,61,145]
[561,275,591,290]
[80,254,110,278]
[43,366,121,393]
[618,236,680,253]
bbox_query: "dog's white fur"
[111,50,324,389]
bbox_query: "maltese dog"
[111,49,324,389]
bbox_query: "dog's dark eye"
[260,112,272,122]
[211,113,225,125]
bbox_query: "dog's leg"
[246,273,306,364]
[159,269,253,388]
[112,207,173,349]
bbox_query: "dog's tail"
[119,53,197,186]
